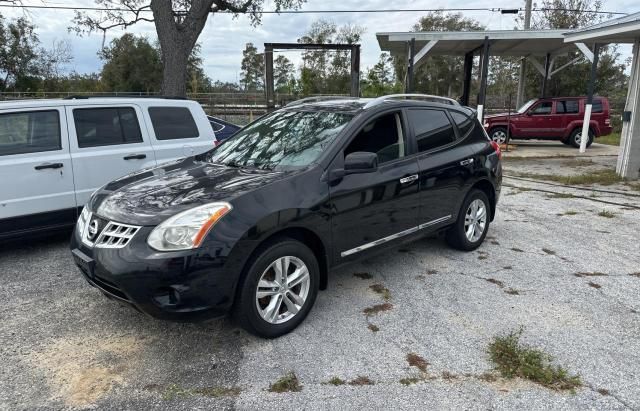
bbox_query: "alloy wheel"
[464,199,487,242]
[491,130,507,144]
[255,256,310,324]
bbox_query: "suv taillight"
[490,140,502,160]
[605,118,611,125]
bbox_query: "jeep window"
[557,100,579,114]
[517,99,536,114]
[208,110,352,171]
[530,102,552,115]
[408,109,455,153]
[592,99,603,113]
[450,111,473,137]
[0,110,61,156]
[345,112,404,164]
[74,107,142,148]
[149,107,200,140]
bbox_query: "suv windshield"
[517,99,537,114]
[207,110,352,171]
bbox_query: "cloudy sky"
[1,0,636,83]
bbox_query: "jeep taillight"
[490,140,502,160]
[605,118,611,125]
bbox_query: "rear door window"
[0,110,61,156]
[148,107,200,140]
[592,99,603,113]
[557,100,579,114]
[73,107,142,148]
[408,109,456,153]
[450,111,473,137]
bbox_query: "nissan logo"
[87,220,99,240]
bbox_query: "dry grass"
[348,376,374,386]
[399,377,422,386]
[367,323,380,332]
[363,303,393,316]
[269,372,302,393]
[486,278,505,288]
[588,282,602,289]
[369,283,391,301]
[574,272,607,277]
[326,377,346,386]
[488,329,582,392]
[597,210,616,218]
[406,353,429,373]
[511,168,623,186]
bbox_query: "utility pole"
[515,0,532,109]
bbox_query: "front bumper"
[70,223,249,322]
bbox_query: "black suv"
[71,96,502,338]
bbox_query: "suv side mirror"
[344,152,378,173]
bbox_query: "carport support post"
[477,36,490,122]
[264,44,275,112]
[617,40,640,179]
[579,43,600,153]
[405,38,416,93]
[350,44,361,97]
[540,53,551,98]
[461,51,473,106]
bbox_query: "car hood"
[90,157,289,226]
[485,112,522,121]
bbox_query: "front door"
[521,100,554,138]
[328,111,420,262]
[66,105,158,206]
[0,107,76,235]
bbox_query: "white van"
[0,97,217,239]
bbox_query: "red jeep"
[484,97,613,148]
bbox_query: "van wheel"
[446,189,491,251]
[569,128,594,148]
[489,127,508,144]
[235,238,319,338]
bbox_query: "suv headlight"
[76,206,90,237]
[147,202,232,251]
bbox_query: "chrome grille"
[94,221,140,248]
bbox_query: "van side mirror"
[344,152,378,173]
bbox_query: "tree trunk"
[150,0,213,97]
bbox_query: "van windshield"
[207,110,352,171]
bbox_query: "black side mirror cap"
[344,151,378,172]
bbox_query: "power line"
[0,3,629,15]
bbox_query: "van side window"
[148,107,200,140]
[450,111,473,137]
[74,107,142,148]
[0,110,61,156]
[345,112,404,165]
[408,109,455,152]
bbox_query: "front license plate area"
[72,248,95,278]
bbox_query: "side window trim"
[72,106,144,149]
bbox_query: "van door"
[0,108,76,236]
[144,105,216,165]
[66,104,157,206]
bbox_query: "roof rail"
[63,95,187,100]
[363,94,459,109]
[284,96,353,107]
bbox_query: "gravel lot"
[1,156,639,410]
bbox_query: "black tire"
[489,127,508,144]
[569,128,594,148]
[446,189,491,251]
[235,238,319,338]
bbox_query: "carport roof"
[564,11,640,43]
[376,29,575,58]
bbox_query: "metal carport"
[376,30,596,122]
[565,12,640,179]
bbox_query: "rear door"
[145,104,216,164]
[556,99,581,135]
[67,104,157,206]
[328,110,420,262]
[0,107,76,235]
[410,108,474,228]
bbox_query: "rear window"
[592,99,603,113]
[450,111,473,137]
[557,100,579,114]
[408,109,455,153]
[149,107,200,140]
[0,110,61,156]
[74,107,142,148]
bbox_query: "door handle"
[399,174,418,184]
[123,154,147,160]
[460,159,474,166]
[34,162,63,170]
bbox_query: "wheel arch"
[470,179,497,221]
